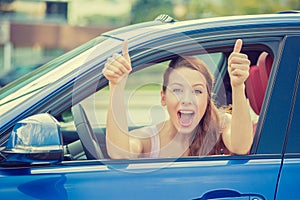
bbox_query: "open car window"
[66,43,275,161]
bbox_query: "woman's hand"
[228,39,250,88]
[102,40,132,86]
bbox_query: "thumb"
[122,39,131,63]
[233,39,243,53]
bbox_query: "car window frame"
[70,36,285,163]
[0,34,287,162]
[128,37,283,156]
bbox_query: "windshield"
[0,34,126,135]
[0,36,109,109]
[0,36,107,101]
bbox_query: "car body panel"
[277,49,300,199]
[0,157,281,199]
[277,158,300,199]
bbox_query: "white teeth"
[180,111,194,114]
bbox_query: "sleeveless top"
[147,112,229,158]
[148,125,160,158]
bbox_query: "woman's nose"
[180,91,192,105]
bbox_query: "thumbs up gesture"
[228,39,250,88]
[102,40,132,86]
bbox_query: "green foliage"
[130,0,300,23]
[206,0,293,16]
[83,14,130,26]
[130,0,175,24]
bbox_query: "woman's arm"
[102,40,143,159]
[223,39,253,154]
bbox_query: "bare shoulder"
[129,126,153,155]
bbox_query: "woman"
[102,39,253,159]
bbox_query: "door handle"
[194,189,265,200]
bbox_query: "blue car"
[0,13,300,199]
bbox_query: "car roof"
[103,13,300,41]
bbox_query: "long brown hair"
[162,56,229,156]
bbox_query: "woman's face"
[161,67,208,134]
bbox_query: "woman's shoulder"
[129,125,158,137]
[129,125,159,156]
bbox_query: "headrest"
[245,52,273,115]
[258,52,272,79]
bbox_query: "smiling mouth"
[177,110,195,127]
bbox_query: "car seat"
[245,52,273,115]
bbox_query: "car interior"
[61,48,274,161]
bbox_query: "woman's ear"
[160,90,166,106]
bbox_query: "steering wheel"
[71,104,104,160]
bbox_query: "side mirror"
[1,113,63,166]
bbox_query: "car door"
[275,35,300,200]
[41,37,287,199]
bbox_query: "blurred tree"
[206,0,291,16]
[130,0,175,24]
[287,0,300,10]
[130,0,300,23]
[200,0,299,18]
[83,14,130,26]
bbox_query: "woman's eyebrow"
[169,82,183,86]
[193,83,205,87]
[169,82,205,87]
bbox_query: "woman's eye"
[193,89,202,94]
[173,88,183,93]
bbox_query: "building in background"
[0,0,131,80]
